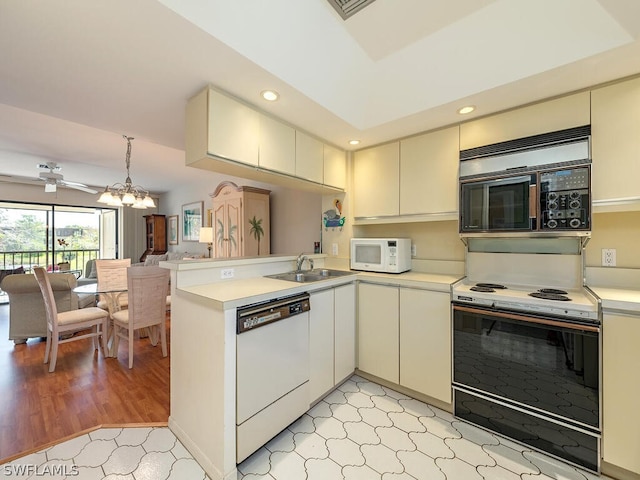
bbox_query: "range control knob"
[570,191,581,199]
[547,201,559,210]
[547,219,558,229]
[548,192,559,201]
[569,218,581,228]
[569,200,581,210]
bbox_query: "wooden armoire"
[140,214,166,262]
[210,182,270,258]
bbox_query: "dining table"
[73,283,130,357]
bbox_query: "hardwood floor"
[0,302,170,462]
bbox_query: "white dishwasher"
[236,293,310,463]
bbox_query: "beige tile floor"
[0,375,610,479]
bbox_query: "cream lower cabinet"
[602,311,640,475]
[334,283,356,383]
[591,77,640,208]
[310,289,335,402]
[399,288,451,404]
[357,283,399,383]
[310,283,356,403]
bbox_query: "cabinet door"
[213,199,241,258]
[259,114,295,175]
[603,312,640,474]
[208,89,260,166]
[591,77,640,204]
[212,203,227,258]
[295,131,324,183]
[358,283,399,383]
[459,91,590,150]
[334,283,356,383]
[309,289,335,403]
[353,142,400,218]
[400,126,459,216]
[399,288,451,404]
[323,144,346,190]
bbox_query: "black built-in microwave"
[459,165,591,233]
[458,125,592,235]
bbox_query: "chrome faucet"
[296,253,313,272]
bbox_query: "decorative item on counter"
[323,198,345,231]
[314,242,320,254]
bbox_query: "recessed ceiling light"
[457,105,476,115]
[261,90,279,102]
[349,140,360,145]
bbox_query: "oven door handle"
[453,305,599,333]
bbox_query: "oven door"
[452,303,600,429]
[460,174,536,233]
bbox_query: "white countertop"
[589,286,640,314]
[178,270,461,310]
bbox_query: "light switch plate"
[221,268,235,279]
[601,249,616,267]
[332,243,338,256]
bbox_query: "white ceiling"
[1,0,640,195]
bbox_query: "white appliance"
[350,238,411,273]
[235,293,310,463]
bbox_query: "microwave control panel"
[539,166,590,230]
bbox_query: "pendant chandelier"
[97,135,156,209]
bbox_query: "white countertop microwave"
[350,238,412,273]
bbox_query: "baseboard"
[601,460,640,480]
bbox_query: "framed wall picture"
[168,215,179,245]
[182,201,203,242]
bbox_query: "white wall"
[158,167,321,258]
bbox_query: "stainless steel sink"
[266,269,354,283]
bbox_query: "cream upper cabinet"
[186,88,259,167]
[399,288,451,404]
[357,283,399,384]
[323,144,347,190]
[460,91,590,150]
[259,114,295,175]
[353,142,400,218]
[591,77,640,206]
[295,131,323,184]
[400,126,459,216]
[602,311,640,474]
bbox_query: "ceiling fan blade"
[60,180,98,194]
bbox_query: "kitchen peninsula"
[161,254,461,480]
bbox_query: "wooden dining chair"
[95,259,131,314]
[112,266,170,368]
[33,267,109,373]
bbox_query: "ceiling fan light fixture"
[98,135,153,209]
[44,182,57,193]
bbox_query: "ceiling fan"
[37,162,98,194]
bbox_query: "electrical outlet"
[411,244,417,257]
[332,243,338,256]
[601,249,616,267]
[221,268,235,279]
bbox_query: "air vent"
[327,0,377,20]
